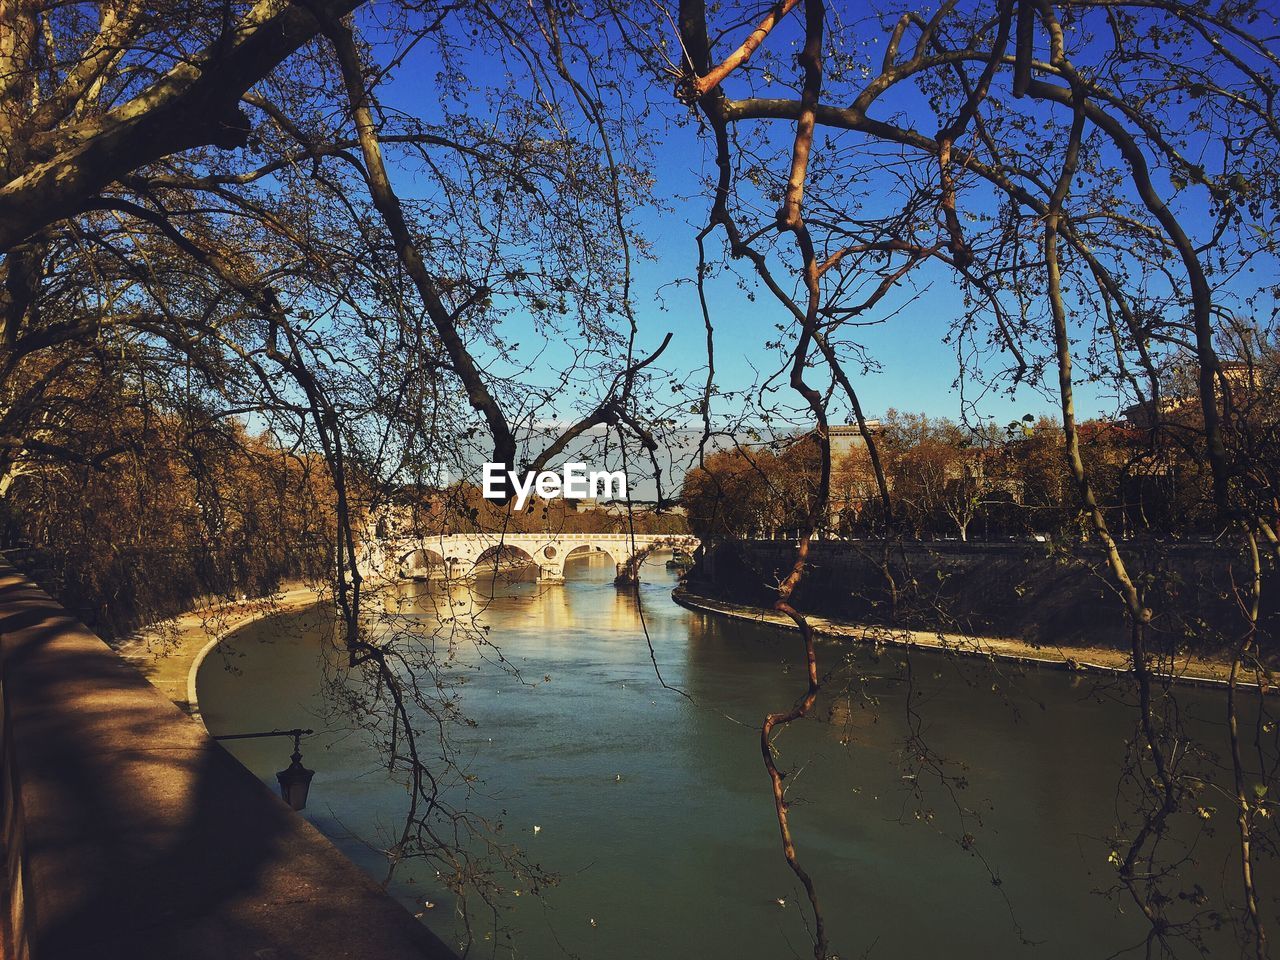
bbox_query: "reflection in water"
[380,552,645,636]
[198,551,1269,959]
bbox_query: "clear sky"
[362,4,1224,468]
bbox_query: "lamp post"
[214,727,315,810]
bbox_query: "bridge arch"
[472,543,538,579]
[613,535,701,584]
[557,541,622,574]
[398,547,445,580]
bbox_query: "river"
[197,550,1265,959]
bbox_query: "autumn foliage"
[0,364,335,637]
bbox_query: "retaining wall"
[693,539,1277,652]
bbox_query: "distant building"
[1122,360,1260,430]
[601,499,658,516]
[822,423,884,525]
[828,421,881,462]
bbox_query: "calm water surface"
[198,552,1264,959]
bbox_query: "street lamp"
[214,727,315,810]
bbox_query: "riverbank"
[672,586,1272,691]
[693,539,1279,655]
[116,581,327,715]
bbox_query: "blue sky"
[359,3,1251,457]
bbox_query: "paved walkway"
[673,586,1272,691]
[0,565,453,960]
[116,582,326,714]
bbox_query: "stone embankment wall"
[0,563,455,960]
[692,540,1276,652]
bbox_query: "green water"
[197,552,1270,959]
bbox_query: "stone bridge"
[358,532,700,583]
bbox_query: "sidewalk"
[116,582,325,714]
[0,565,454,960]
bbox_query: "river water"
[198,551,1266,959]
